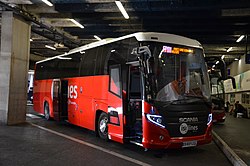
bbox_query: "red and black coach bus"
[33,32,213,149]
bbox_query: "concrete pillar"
[0,12,31,125]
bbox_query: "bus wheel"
[44,102,50,121]
[98,112,108,140]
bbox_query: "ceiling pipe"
[0,1,81,49]
[245,34,249,64]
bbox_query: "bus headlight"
[146,114,165,128]
[207,113,212,125]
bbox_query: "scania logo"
[180,123,188,134]
[179,117,198,123]
[180,123,199,135]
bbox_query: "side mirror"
[131,46,152,74]
[131,46,151,58]
[218,59,227,80]
[218,75,236,89]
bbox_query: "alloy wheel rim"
[100,118,107,133]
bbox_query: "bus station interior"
[1,0,250,165]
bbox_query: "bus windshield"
[146,43,210,102]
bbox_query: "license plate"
[182,140,197,148]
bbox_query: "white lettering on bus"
[179,117,198,123]
[68,85,78,99]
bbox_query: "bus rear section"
[33,75,110,127]
[33,79,53,119]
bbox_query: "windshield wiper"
[153,100,174,107]
[183,93,204,99]
[171,95,206,104]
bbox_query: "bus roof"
[37,32,202,64]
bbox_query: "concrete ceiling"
[1,0,250,68]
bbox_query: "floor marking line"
[26,114,41,119]
[212,131,247,166]
[28,122,151,166]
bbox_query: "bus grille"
[157,102,209,138]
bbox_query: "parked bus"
[33,32,213,149]
[209,70,226,122]
[27,70,34,104]
[206,58,236,123]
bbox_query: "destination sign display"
[162,46,194,54]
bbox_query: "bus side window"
[95,46,109,75]
[129,70,141,99]
[109,65,122,97]
[80,49,96,76]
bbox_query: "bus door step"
[124,136,141,139]
[130,140,143,147]
[136,131,142,136]
[59,116,68,120]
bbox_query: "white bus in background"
[27,70,34,105]
[224,70,250,118]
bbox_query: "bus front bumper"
[142,123,212,149]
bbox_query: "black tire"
[44,102,50,121]
[98,112,108,140]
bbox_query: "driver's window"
[109,65,121,97]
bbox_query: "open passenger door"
[52,79,68,121]
[52,80,60,121]
[126,63,143,145]
[107,64,124,143]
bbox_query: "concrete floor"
[213,113,250,165]
[0,124,142,166]
[0,106,232,166]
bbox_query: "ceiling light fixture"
[41,0,53,6]
[94,35,102,41]
[30,39,33,42]
[221,55,225,59]
[115,1,129,19]
[234,58,239,61]
[226,47,233,52]
[45,45,56,50]
[236,35,245,43]
[58,43,64,47]
[70,19,84,29]
[34,52,43,56]
[54,43,65,48]
[215,61,219,64]
[212,65,215,68]
[57,57,72,60]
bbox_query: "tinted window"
[80,49,96,76]
[107,37,138,66]
[35,59,59,80]
[109,66,121,97]
[35,37,138,80]
[95,46,110,75]
[57,53,81,78]
[35,63,43,80]
[35,53,81,80]
[130,70,142,99]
